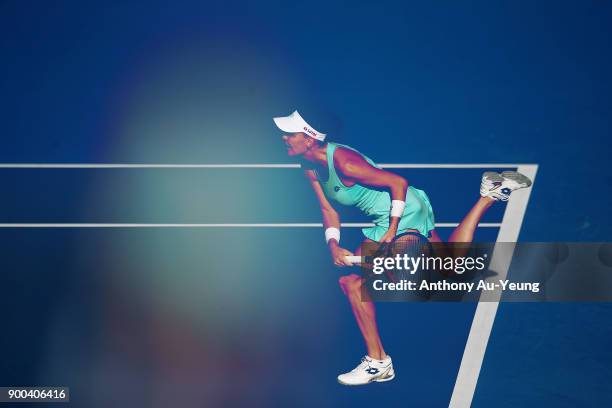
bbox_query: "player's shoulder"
[334,144,365,162]
[333,145,369,172]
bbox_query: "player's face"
[282,132,311,156]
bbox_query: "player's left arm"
[335,148,408,240]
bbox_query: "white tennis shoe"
[480,171,532,202]
[337,355,395,385]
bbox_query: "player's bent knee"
[339,274,362,294]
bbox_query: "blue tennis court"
[0,164,532,407]
[1,1,611,407]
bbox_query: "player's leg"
[337,240,395,385]
[447,171,533,243]
[338,241,385,360]
[448,196,495,243]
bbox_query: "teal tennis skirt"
[362,186,436,242]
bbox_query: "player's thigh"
[428,229,442,243]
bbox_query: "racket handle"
[344,256,363,264]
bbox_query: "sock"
[369,355,391,365]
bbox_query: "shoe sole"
[482,171,504,183]
[501,171,533,188]
[337,367,395,386]
[374,372,395,383]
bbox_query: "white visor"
[273,110,326,141]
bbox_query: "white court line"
[380,164,526,169]
[0,163,528,169]
[449,164,538,408]
[0,164,301,168]
[0,222,502,228]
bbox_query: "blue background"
[1,1,611,407]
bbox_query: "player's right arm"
[304,169,355,267]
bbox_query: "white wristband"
[390,200,406,218]
[325,227,340,244]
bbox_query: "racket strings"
[381,234,432,284]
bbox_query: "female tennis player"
[273,110,532,386]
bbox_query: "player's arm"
[304,169,354,266]
[334,148,408,201]
[304,169,340,232]
[334,148,408,241]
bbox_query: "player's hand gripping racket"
[343,237,398,265]
[345,232,432,282]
